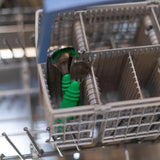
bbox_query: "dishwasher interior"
[1,0,160,160]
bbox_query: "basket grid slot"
[97,111,160,122]
[102,104,160,143]
[51,13,79,47]
[103,130,160,141]
[51,114,95,144]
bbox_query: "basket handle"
[37,0,145,63]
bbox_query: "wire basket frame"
[36,1,160,148]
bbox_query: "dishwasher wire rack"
[0,7,58,160]
[36,1,160,149]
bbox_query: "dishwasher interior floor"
[61,142,160,160]
[0,94,52,157]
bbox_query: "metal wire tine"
[66,120,80,152]
[17,13,26,59]
[70,133,80,152]
[16,37,25,51]
[46,127,52,142]
[3,38,13,54]
[2,132,25,160]
[24,127,44,156]
[51,137,63,157]
[110,36,116,49]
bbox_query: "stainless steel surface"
[52,52,70,76]
[70,61,90,79]
[61,143,160,160]
[24,127,44,156]
[4,141,160,160]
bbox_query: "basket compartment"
[94,53,142,104]
[83,6,160,50]
[132,53,160,98]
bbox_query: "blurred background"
[0,0,51,158]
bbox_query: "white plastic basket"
[36,2,160,149]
